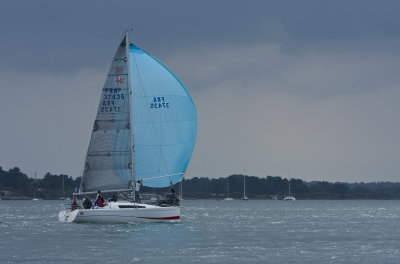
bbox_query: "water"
[1,200,400,263]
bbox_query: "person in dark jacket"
[83,196,92,209]
[109,194,118,202]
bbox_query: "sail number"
[101,99,121,112]
[101,88,125,113]
[103,94,124,100]
[150,97,169,109]
[101,106,121,113]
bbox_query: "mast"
[227,178,229,198]
[179,177,183,200]
[243,174,246,199]
[125,30,136,200]
[288,169,291,195]
[34,172,37,199]
[62,175,65,198]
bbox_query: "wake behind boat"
[59,31,197,223]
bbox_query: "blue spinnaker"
[130,45,197,188]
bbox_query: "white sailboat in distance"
[284,171,296,201]
[32,172,39,200]
[59,175,66,200]
[223,178,234,200]
[59,31,197,223]
[242,174,248,200]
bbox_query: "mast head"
[123,27,133,42]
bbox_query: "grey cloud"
[1,1,400,73]
[167,41,400,97]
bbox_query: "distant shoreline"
[2,167,400,200]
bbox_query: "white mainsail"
[79,37,132,193]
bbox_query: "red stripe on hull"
[140,216,180,220]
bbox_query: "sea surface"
[1,200,400,264]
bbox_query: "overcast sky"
[1,0,400,182]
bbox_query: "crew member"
[135,180,142,203]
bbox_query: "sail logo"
[150,96,169,109]
[115,76,124,85]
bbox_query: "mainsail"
[79,34,197,193]
[130,45,197,188]
[79,37,132,193]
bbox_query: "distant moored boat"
[284,172,296,201]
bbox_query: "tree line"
[178,175,400,199]
[1,166,400,199]
[0,167,79,199]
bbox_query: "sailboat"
[59,31,197,223]
[59,175,66,200]
[32,172,39,200]
[223,178,234,200]
[284,172,296,201]
[179,177,184,201]
[242,174,248,200]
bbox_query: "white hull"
[59,201,180,223]
[284,196,296,201]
